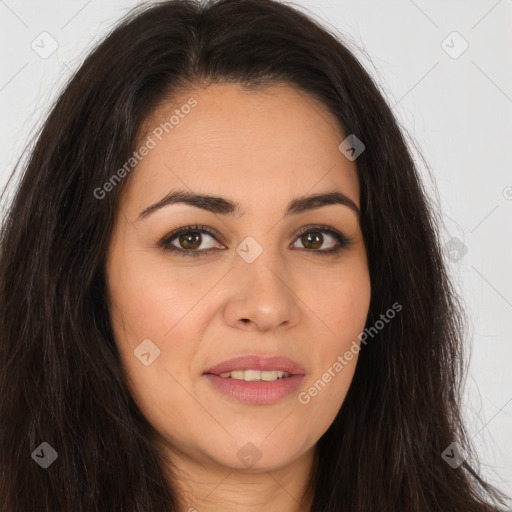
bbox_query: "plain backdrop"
[1,0,511,499]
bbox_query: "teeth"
[218,370,291,381]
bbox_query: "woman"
[0,0,509,511]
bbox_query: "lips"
[203,355,306,376]
[203,373,305,405]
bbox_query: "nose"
[223,251,301,332]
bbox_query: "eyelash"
[157,224,353,258]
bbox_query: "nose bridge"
[224,235,300,330]
[235,234,289,294]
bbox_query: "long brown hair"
[0,0,509,510]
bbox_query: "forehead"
[123,83,360,216]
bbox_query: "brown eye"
[292,226,351,253]
[168,230,220,253]
[299,231,324,250]
[177,231,202,250]
[158,225,226,258]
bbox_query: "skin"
[105,82,371,512]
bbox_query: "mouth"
[202,354,305,404]
[203,354,305,378]
[213,369,292,381]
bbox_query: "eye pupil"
[302,231,323,249]
[179,232,201,249]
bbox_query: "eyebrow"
[137,189,360,220]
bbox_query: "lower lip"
[203,374,305,405]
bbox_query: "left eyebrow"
[137,189,360,221]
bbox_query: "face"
[105,82,371,474]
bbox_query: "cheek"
[106,248,193,397]
[107,274,203,441]
[312,257,371,345]
[106,245,228,420]
[107,247,206,342]
[296,265,370,435]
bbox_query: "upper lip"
[203,355,306,376]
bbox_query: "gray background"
[1,0,511,498]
